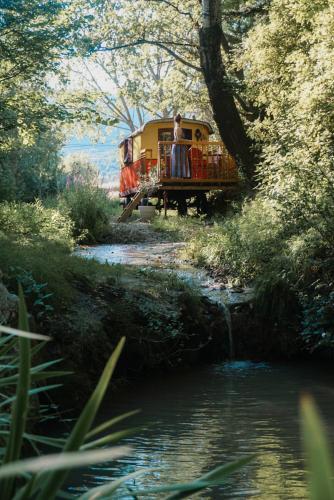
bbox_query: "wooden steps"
[117,189,146,223]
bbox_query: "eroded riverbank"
[75,241,301,363]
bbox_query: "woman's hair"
[174,113,182,124]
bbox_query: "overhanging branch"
[143,0,196,23]
[223,3,269,18]
[98,39,202,72]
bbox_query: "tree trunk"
[199,0,255,182]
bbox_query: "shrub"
[301,291,334,352]
[58,185,118,243]
[0,201,74,249]
[187,198,286,283]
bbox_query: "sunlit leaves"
[241,0,334,244]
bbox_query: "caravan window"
[182,129,192,140]
[158,128,173,141]
[158,128,193,141]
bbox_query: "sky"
[59,59,128,188]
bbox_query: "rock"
[0,281,18,325]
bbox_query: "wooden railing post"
[157,140,238,183]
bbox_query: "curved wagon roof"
[119,117,214,147]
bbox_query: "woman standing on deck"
[171,114,191,178]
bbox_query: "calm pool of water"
[68,361,334,498]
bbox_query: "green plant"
[301,395,334,500]
[0,288,134,500]
[9,267,54,319]
[301,291,334,351]
[57,185,118,242]
[0,290,255,499]
[184,198,286,283]
[0,201,75,249]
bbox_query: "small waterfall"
[213,300,234,359]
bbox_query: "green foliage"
[187,198,285,282]
[223,0,334,345]
[57,185,117,242]
[10,267,54,320]
[301,292,334,351]
[126,268,189,340]
[6,130,64,202]
[0,1,100,204]
[241,0,334,244]
[0,295,130,500]
[0,233,110,308]
[62,153,99,188]
[152,213,204,242]
[0,201,75,249]
[301,395,334,500]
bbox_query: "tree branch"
[98,39,202,72]
[223,3,269,18]
[143,0,196,23]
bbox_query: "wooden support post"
[163,190,168,218]
[157,194,162,214]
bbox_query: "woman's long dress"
[171,127,191,178]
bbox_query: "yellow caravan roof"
[119,118,214,147]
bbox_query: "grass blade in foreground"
[1,287,31,500]
[0,447,130,479]
[86,409,141,440]
[78,468,157,500]
[34,337,126,500]
[301,395,334,500]
[0,325,50,341]
[129,456,255,498]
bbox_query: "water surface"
[75,242,254,306]
[69,361,334,498]
[71,243,334,498]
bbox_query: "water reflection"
[69,362,334,498]
[74,242,186,267]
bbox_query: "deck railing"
[157,140,238,182]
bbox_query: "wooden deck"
[157,140,239,186]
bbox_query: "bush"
[187,198,286,283]
[0,201,74,249]
[301,291,334,352]
[58,185,118,243]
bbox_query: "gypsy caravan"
[118,117,238,220]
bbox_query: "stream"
[75,242,254,307]
[71,243,334,499]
